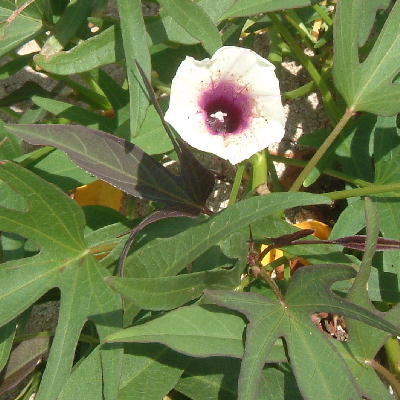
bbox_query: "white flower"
[164,46,286,165]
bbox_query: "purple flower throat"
[198,80,252,136]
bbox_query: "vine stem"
[270,154,371,187]
[324,182,400,201]
[289,108,354,192]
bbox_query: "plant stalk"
[366,359,400,399]
[289,108,354,192]
[325,182,400,201]
[269,12,340,124]
[250,150,268,192]
[270,154,371,187]
[228,163,245,206]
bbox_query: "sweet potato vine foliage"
[1,0,400,399]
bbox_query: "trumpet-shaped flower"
[164,46,286,164]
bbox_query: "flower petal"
[165,46,286,164]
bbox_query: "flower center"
[198,80,252,136]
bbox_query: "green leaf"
[222,0,318,18]
[107,304,287,366]
[0,162,122,400]
[334,199,400,400]
[5,123,197,209]
[197,0,237,23]
[146,13,198,46]
[333,0,400,115]
[0,54,32,79]
[176,360,302,400]
[0,3,43,57]
[0,319,17,372]
[117,0,151,137]
[133,105,173,155]
[372,116,400,301]
[205,264,400,400]
[374,198,400,302]
[28,149,95,191]
[374,116,400,184]
[0,120,22,160]
[40,0,96,56]
[123,193,331,280]
[106,249,246,310]
[58,346,102,400]
[31,96,117,132]
[119,343,187,400]
[158,0,222,55]
[35,24,124,74]
[330,199,365,239]
[107,305,246,358]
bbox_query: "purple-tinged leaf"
[135,60,215,207]
[0,336,49,397]
[5,124,203,210]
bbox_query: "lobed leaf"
[205,264,400,400]
[0,162,122,400]
[334,0,400,115]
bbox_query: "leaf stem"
[325,182,400,201]
[228,163,245,206]
[289,107,354,192]
[270,154,371,187]
[365,358,400,398]
[250,150,268,191]
[268,12,340,124]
